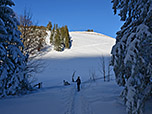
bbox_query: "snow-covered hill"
[37,31,116,87]
[44,31,115,58]
[1,32,151,114]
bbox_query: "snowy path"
[64,83,94,114]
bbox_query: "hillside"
[2,32,151,114]
[37,31,116,86]
[45,31,115,58]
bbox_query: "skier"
[76,76,81,91]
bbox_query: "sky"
[12,0,123,38]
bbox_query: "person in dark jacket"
[76,76,81,91]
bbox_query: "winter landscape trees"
[0,0,32,97]
[111,0,152,113]
[18,9,47,54]
[50,24,71,51]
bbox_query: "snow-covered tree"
[111,0,152,113]
[0,0,32,97]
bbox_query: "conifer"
[111,0,152,113]
[49,24,71,51]
[65,25,70,49]
[47,21,52,31]
[0,0,31,97]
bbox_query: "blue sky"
[13,0,123,38]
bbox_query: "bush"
[87,29,94,32]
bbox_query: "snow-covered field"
[1,32,151,114]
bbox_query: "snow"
[45,30,51,45]
[1,31,151,114]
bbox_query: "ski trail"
[80,92,94,114]
[64,84,94,114]
[73,92,94,114]
[64,85,77,114]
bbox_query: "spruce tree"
[60,26,65,45]
[0,0,31,97]
[50,25,55,44]
[49,24,71,51]
[111,0,152,113]
[54,28,62,51]
[47,21,52,31]
[64,25,70,49]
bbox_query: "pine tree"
[60,26,65,45]
[111,0,152,113]
[54,28,63,51]
[47,21,52,31]
[49,24,71,51]
[0,0,31,97]
[50,25,55,44]
[64,25,70,49]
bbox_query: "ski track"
[64,83,94,114]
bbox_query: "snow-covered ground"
[1,31,151,114]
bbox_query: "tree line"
[48,22,71,51]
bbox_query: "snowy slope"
[36,31,116,87]
[44,31,115,58]
[0,31,136,114]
